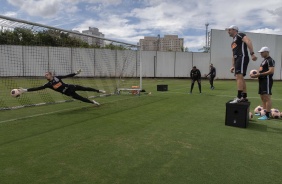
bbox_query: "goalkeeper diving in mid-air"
[18,69,106,106]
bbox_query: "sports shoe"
[255,113,261,116]
[99,90,106,94]
[92,100,100,106]
[229,97,240,103]
[239,98,248,102]
[258,115,270,120]
[211,87,214,90]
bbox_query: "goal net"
[0,15,142,110]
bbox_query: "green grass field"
[1,79,282,184]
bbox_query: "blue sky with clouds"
[1,0,282,51]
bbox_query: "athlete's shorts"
[258,77,273,95]
[191,78,201,83]
[234,56,249,76]
[63,85,75,95]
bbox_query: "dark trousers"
[209,76,215,88]
[190,78,201,93]
[64,85,99,104]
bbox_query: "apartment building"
[139,35,184,52]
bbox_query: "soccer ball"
[254,105,263,114]
[11,89,20,97]
[260,109,266,116]
[271,109,280,119]
[249,112,253,119]
[250,69,258,75]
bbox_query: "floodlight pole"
[205,23,209,51]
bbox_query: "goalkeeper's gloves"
[75,69,82,75]
[18,87,27,94]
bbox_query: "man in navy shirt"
[250,46,275,120]
[226,25,257,103]
[19,69,105,106]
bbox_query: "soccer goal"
[0,15,142,110]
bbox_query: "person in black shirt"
[18,69,105,106]
[250,46,275,120]
[189,66,201,94]
[226,25,257,103]
[206,63,216,90]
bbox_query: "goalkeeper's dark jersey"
[190,69,201,79]
[27,73,76,94]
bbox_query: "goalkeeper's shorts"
[63,85,75,95]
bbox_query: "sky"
[1,0,282,51]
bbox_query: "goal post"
[0,15,142,110]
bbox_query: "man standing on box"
[250,46,275,120]
[226,25,257,103]
[189,66,201,94]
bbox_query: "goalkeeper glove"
[18,87,27,94]
[75,69,82,75]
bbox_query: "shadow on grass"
[247,121,267,132]
[248,119,282,135]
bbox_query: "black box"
[157,85,168,91]
[225,101,250,128]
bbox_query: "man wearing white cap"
[226,25,257,103]
[250,46,275,120]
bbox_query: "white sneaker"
[229,97,240,104]
[92,100,100,106]
[99,90,106,94]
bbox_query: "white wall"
[72,48,95,77]
[1,33,281,79]
[156,52,175,77]
[175,52,192,77]
[0,45,23,76]
[140,51,155,77]
[49,47,72,75]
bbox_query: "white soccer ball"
[250,69,258,75]
[249,112,253,119]
[254,105,263,114]
[271,109,280,119]
[11,89,20,98]
[260,109,266,116]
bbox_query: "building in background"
[139,35,184,52]
[82,27,105,47]
[71,27,105,47]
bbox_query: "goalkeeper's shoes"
[99,90,106,94]
[92,100,100,106]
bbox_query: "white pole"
[139,49,142,90]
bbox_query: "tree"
[184,47,189,52]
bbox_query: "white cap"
[225,25,239,31]
[258,46,270,53]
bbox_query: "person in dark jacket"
[206,63,216,90]
[190,66,201,94]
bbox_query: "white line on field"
[0,96,138,124]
